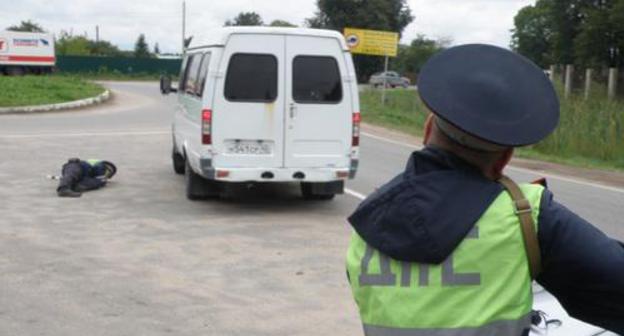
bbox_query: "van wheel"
[172,147,185,175]
[301,182,338,201]
[185,160,220,200]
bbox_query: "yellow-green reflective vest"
[346,184,544,336]
[86,159,101,166]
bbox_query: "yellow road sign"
[343,28,398,57]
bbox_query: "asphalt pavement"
[0,81,622,335]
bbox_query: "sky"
[0,0,535,54]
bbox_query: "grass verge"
[360,88,624,172]
[0,75,105,107]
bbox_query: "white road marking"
[360,132,624,195]
[0,129,169,139]
[362,131,422,150]
[345,188,367,200]
[507,166,624,195]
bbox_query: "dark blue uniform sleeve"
[536,189,624,333]
[76,177,106,191]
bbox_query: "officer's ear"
[423,114,435,145]
[492,148,514,179]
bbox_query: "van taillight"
[352,112,361,147]
[202,109,212,145]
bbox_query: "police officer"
[346,44,624,335]
[57,158,117,197]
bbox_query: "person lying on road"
[56,158,117,198]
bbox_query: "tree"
[393,35,447,78]
[269,20,297,27]
[611,0,624,67]
[574,1,615,67]
[224,12,264,26]
[134,34,152,58]
[512,0,624,68]
[549,0,586,65]
[306,0,414,81]
[55,30,123,57]
[7,20,45,32]
[55,32,91,56]
[306,0,413,35]
[154,43,161,55]
[511,1,553,68]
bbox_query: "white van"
[163,27,360,200]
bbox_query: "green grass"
[360,88,429,136]
[360,87,624,171]
[0,75,105,107]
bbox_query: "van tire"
[172,148,185,175]
[185,160,220,200]
[301,182,340,201]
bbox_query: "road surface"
[0,81,621,335]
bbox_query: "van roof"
[188,27,349,51]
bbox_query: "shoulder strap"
[498,175,542,279]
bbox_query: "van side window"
[225,53,277,102]
[185,54,202,96]
[178,56,189,91]
[293,56,342,104]
[197,53,211,97]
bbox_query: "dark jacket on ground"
[348,146,624,333]
[57,159,107,192]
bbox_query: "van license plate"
[226,141,272,155]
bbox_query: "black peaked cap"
[417,44,560,147]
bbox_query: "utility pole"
[182,0,186,54]
[95,25,99,43]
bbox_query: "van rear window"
[293,56,342,104]
[225,53,277,102]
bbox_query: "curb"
[0,90,111,114]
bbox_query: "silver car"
[369,71,411,88]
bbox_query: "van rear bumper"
[198,158,357,182]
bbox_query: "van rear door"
[212,34,285,168]
[284,35,352,168]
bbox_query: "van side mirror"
[160,75,177,94]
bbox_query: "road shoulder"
[362,122,624,190]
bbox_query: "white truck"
[0,31,55,75]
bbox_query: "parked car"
[369,71,410,88]
[161,27,360,200]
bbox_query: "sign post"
[382,54,389,105]
[343,28,399,106]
